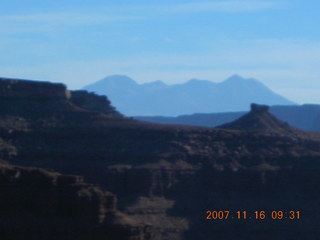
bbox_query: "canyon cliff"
[0,77,320,239]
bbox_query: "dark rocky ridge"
[0,78,68,99]
[0,78,73,119]
[70,90,123,118]
[0,77,121,119]
[1,77,320,239]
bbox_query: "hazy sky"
[0,0,320,104]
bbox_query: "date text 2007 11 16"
[206,210,301,220]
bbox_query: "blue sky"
[0,0,320,104]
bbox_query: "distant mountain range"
[83,74,296,116]
[135,104,320,132]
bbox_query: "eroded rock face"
[0,162,152,240]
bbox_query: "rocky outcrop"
[70,90,122,118]
[217,103,303,136]
[0,162,152,240]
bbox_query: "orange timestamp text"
[206,210,301,220]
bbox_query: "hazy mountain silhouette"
[83,74,296,116]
